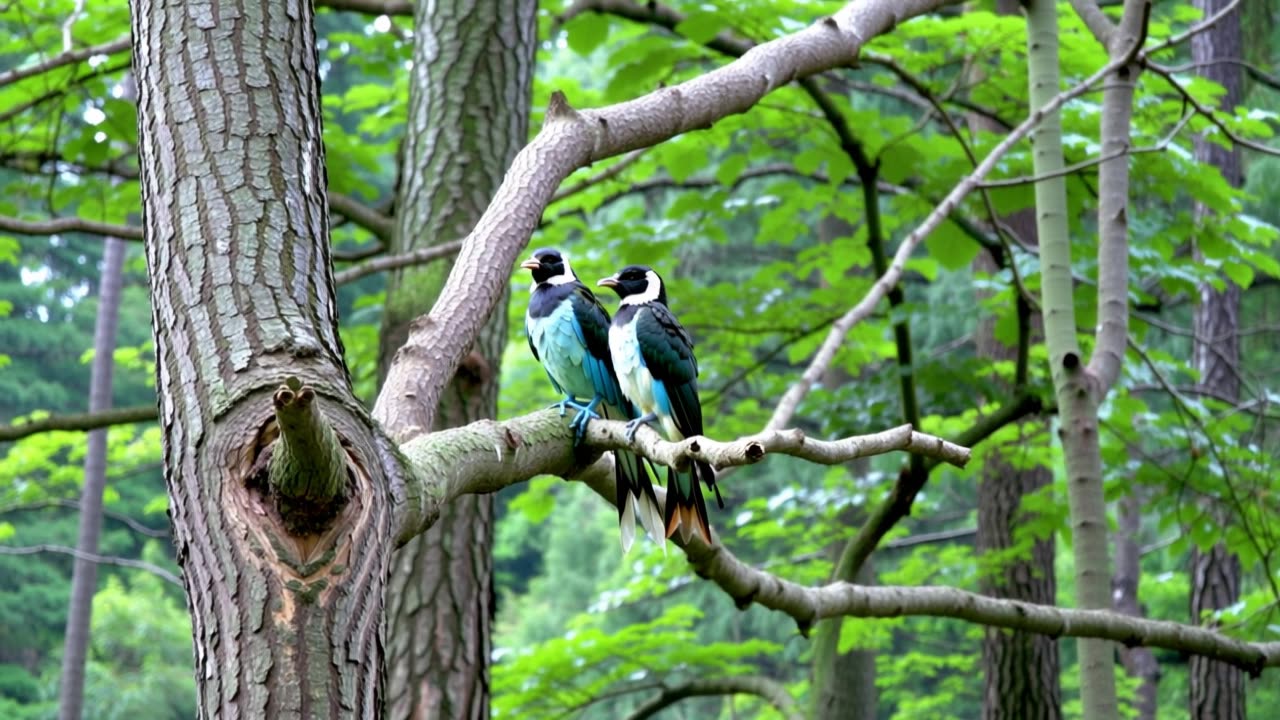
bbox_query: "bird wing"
[569,283,628,410]
[634,304,703,437]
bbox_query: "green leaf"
[509,476,558,524]
[675,11,722,44]
[924,220,980,270]
[0,522,13,541]
[1222,260,1254,288]
[565,12,610,56]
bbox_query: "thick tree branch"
[0,544,182,587]
[570,450,1280,676]
[0,37,130,90]
[684,540,1280,675]
[583,420,971,471]
[0,405,157,442]
[625,676,802,720]
[393,409,969,542]
[0,214,142,241]
[374,0,958,441]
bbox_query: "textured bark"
[131,0,403,715]
[1115,491,1159,720]
[57,236,126,720]
[1189,7,1245,718]
[375,2,536,718]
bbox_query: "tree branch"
[266,378,349,532]
[392,408,969,543]
[327,192,395,242]
[684,539,1280,675]
[0,214,142,241]
[373,0,959,441]
[625,676,802,720]
[333,240,462,285]
[0,498,168,538]
[0,37,130,90]
[569,448,1280,676]
[0,544,182,587]
[765,43,1138,431]
[0,405,157,443]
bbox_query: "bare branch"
[0,215,142,241]
[684,539,1280,675]
[0,498,168,538]
[550,148,649,203]
[333,240,462,285]
[625,676,802,720]
[0,544,182,587]
[766,45,1138,430]
[583,420,972,471]
[978,109,1192,189]
[1139,0,1241,58]
[1069,0,1117,48]
[0,405,157,443]
[570,452,1280,676]
[1144,60,1280,159]
[328,192,395,242]
[0,37,130,90]
[374,0,959,439]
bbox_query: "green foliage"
[2,1,1280,718]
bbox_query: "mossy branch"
[267,377,349,533]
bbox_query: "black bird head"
[521,247,575,286]
[597,265,667,306]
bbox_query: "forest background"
[1,0,1279,718]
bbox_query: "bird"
[597,264,724,545]
[521,248,665,553]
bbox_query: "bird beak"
[596,275,619,288]
[519,258,541,271]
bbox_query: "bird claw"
[624,414,657,443]
[551,397,602,447]
[569,405,601,444]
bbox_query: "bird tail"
[614,448,665,554]
[663,459,717,545]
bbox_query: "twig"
[0,405,157,442]
[765,46,1140,430]
[333,240,463,285]
[0,37,129,90]
[0,544,182,587]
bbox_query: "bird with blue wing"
[597,265,724,545]
[521,248,665,553]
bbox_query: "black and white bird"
[597,265,723,544]
[521,248,664,552]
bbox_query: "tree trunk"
[972,4,1062,711]
[1114,491,1159,720]
[57,236,126,720]
[376,2,536,718]
[1189,1,1245,716]
[131,0,406,714]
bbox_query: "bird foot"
[624,413,658,443]
[552,397,602,446]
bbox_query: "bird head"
[520,248,576,286]
[597,265,667,306]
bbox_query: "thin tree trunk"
[972,4,1062,711]
[1115,491,1159,720]
[1189,2,1245,716]
[57,236,126,720]
[377,2,536,717]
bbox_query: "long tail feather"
[615,448,664,552]
[663,466,713,545]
